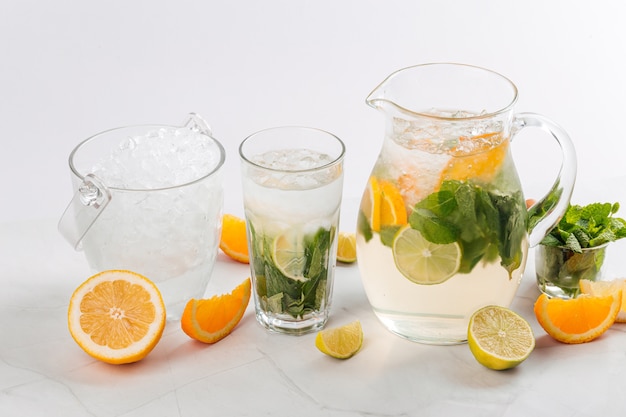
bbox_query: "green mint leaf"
[416,188,458,217]
[572,229,590,248]
[357,210,373,242]
[488,191,526,276]
[589,229,614,247]
[408,179,525,278]
[545,201,626,249]
[266,293,284,314]
[409,207,458,244]
[612,202,621,214]
[249,225,332,319]
[565,233,582,253]
[380,225,401,247]
[540,234,562,247]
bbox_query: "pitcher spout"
[366,63,518,120]
[365,80,387,110]
[365,72,403,114]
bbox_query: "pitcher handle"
[58,174,112,250]
[513,112,577,247]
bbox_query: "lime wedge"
[468,305,535,370]
[337,232,357,264]
[315,320,363,359]
[272,230,307,280]
[392,225,461,285]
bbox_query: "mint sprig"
[249,223,333,319]
[540,202,626,252]
[409,180,526,277]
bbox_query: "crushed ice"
[91,126,222,189]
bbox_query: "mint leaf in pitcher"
[409,180,526,277]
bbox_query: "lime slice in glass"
[272,230,307,280]
[392,225,461,285]
[468,305,535,370]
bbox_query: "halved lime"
[468,305,535,370]
[272,230,307,281]
[392,225,461,285]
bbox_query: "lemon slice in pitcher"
[392,225,461,285]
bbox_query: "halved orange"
[379,180,408,227]
[440,134,509,184]
[67,270,166,365]
[219,214,249,264]
[181,277,251,344]
[533,292,621,344]
[360,176,382,232]
[579,279,626,323]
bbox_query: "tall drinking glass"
[239,126,345,335]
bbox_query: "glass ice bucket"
[59,114,225,319]
[356,63,577,344]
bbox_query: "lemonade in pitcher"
[357,115,528,343]
[356,64,577,344]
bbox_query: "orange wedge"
[440,134,509,184]
[67,270,166,365]
[533,292,621,344]
[360,176,382,232]
[579,279,626,323]
[181,277,251,344]
[219,214,249,263]
[379,180,408,227]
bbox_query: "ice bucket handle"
[184,112,213,136]
[58,173,112,250]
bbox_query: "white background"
[2,0,625,225]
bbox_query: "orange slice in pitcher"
[440,134,509,184]
[379,180,408,227]
[360,176,382,232]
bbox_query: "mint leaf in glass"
[541,202,626,252]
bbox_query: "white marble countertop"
[3,215,626,417]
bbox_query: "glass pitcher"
[356,63,577,344]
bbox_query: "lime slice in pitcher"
[392,225,461,285]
